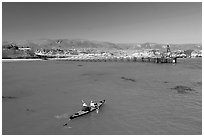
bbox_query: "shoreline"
[1,57,200,63]
[2,59,43,62]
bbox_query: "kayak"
[69,100,105,120]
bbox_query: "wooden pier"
[140,57,177,63]
[42,56,177,64]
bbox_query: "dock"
[44,56,177,64]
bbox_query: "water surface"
[2,58,202,134]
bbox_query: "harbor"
[2,2,201,135]
[36,45,178,64]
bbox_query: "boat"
[69,100,105,120]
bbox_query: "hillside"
[3,39,202,51]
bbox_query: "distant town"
[2,40,202,62]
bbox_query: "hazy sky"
[2,2,202,43]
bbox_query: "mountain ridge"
[2,39,202,51]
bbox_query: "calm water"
[2,58,202,135]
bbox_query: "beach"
[2,58,202,135]
[2,59,43,62]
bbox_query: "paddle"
[63,119,71,128]
[95,103,99,114]
[81,100,85,104]
[96,108,99,114]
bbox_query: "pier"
[44,56,177,64]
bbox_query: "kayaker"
[81,100,90,111]
[90,101,95,108]
[90,101,99,113]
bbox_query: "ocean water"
[2,58,202,135]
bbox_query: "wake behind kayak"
[69,100,105,120]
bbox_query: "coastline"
[2,59,43,62]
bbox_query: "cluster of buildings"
[34,48,178,63]
[191,50,202,58]
[3,44,31,51]
[34,46,202,60]
[3,43,202,61]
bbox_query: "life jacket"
[83,103,87,107]
[90,102,95,107]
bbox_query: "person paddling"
[81,100,90,111]
[90,100,99,113]
[90,100,95,108]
